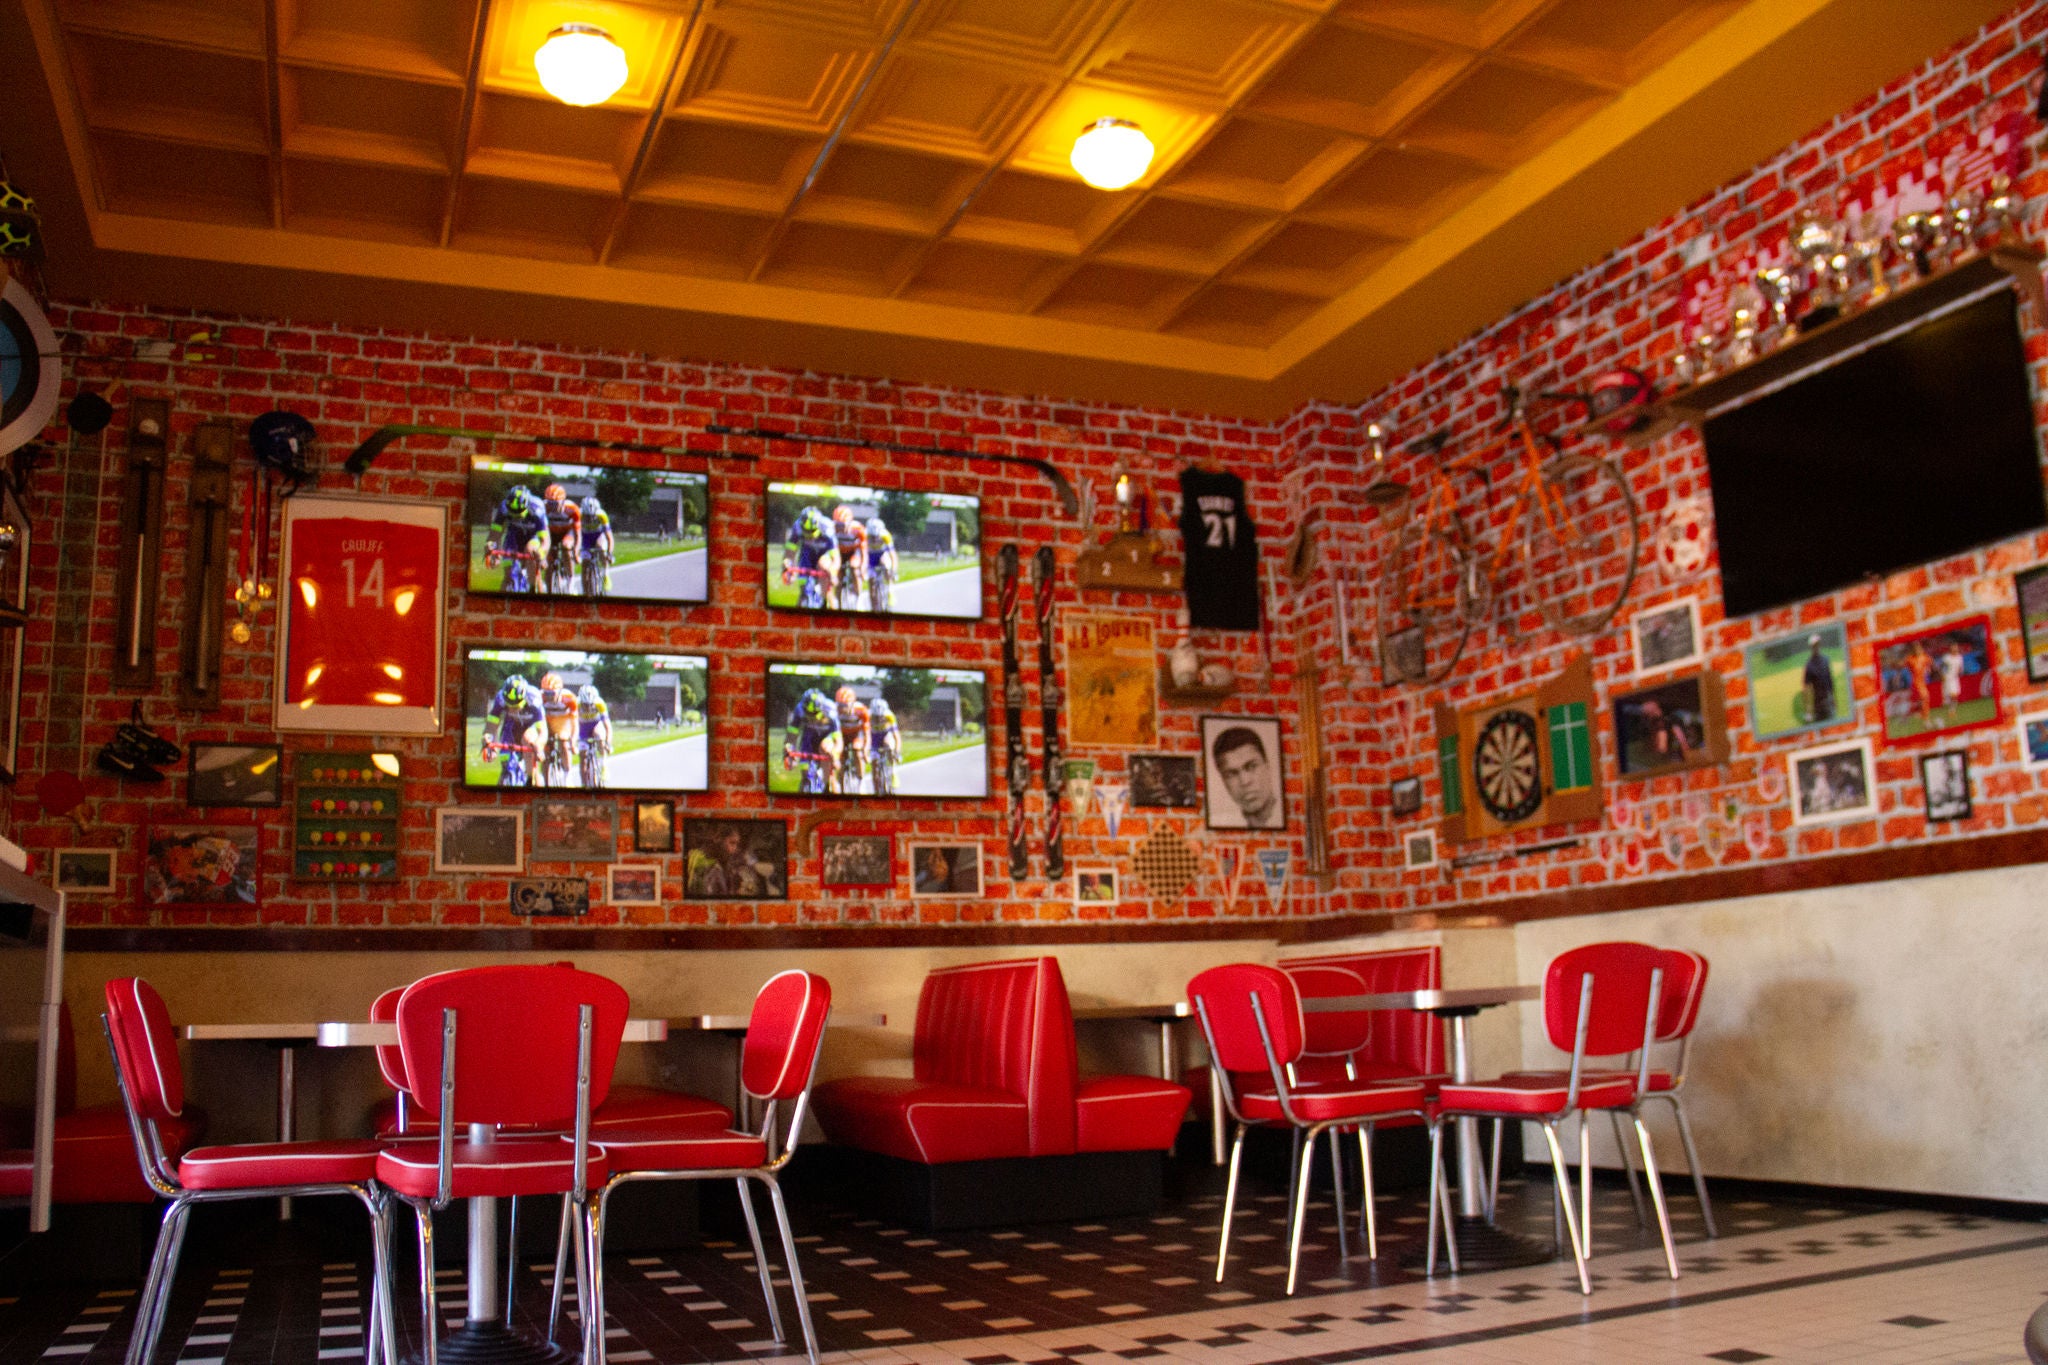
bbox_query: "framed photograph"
[187,743,284,808]
[606,864,661,905]
[0,625,21,784]
[53,848,116,895]
[1064,612,1158,750]
[1612,670,1729,778]
[1129,753,1199,809]
[510,876,590,917]
[682,818,787,900]
[1919,750,1972,822]
[1404,829,1437,868]
[1200,715,1286,830]
[1744,623,1853,742]
[531,798,617,862]
[0,483,29,620]
[1074,865,1119,905]
[820,830,893,889]
[274,495,446,735]
[632,799,675,853]
[2018,712,2048,771]
[433,807,524,874]
[2017,564,2048,683]
[1632,598,1702,674]
[1874,615,1999,747]
[1788,738,1876,825]
[142,824,259,908]
[1389,776,1423,818]
[1380,625,1425,686]
[907,842,981,897]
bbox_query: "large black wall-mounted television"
[466,457,709,604]
[1704,290,2046,618]
[464,646,709,791]
[764,482,982,620]
[765,661,988,798]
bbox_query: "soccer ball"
[1654,494,1712,576]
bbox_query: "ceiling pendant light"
[535,23,629,106]
[1070,117,1153,190]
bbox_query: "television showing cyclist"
[466,457,708,604]
[764,482,980,619]
[766,661,987,798]
[464,647,708,791]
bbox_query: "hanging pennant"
[1063,758,1097,818]
[1218,844,1244,911]
[1254,847,1292,902]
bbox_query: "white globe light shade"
[1070,118,1153,190]
[535,24,628,106]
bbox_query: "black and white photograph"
[1200,715,1286,830]
[908,842,981,897]
[1919,750,1971,822]
[1404,829,1437,869]
[820,831,893,889]
[607,864,661,905]
[188,743,285,808]
[633,798,674,853]
[510,876,590,917]
[433,807,524,874]
[1129,753,1199,808]
[531,798,617,862]
[1074,865,1119,905]
[1389,776,1423,818]
[682,818,787,900]
[53,848,115,895]
[1788,738,1876,825]
[1632,598,1702,674]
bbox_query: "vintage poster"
[1064,611,1158,749]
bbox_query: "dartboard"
[1473,708,1544,824]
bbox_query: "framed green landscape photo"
[1743,623,1852,742]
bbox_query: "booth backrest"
[1279,946,1444,1078]
[913,957,1077,1156]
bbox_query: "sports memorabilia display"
[113,398,169,690]
[1034,545,1065,879]
[1178,465,1260,630]
[1434,654,1602,843]
[177,421,234,711]
[293,753,401,882]
[999,544,1029,879]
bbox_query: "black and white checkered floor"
[4,1145,2044,1365]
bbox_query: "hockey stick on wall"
[706,424,1079,518]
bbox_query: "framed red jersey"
[274,496,446,735]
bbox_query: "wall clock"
[1434,653,1603,843]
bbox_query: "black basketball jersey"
[1178,466,1260,631]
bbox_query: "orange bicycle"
[1386,381,1639,682]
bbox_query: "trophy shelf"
[1158,667,1234,705]
[1650,244,2046,433]
[1076,532,1181,593]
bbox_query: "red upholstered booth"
[49,1002,206,1204]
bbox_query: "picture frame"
[2018,712,2048,771]
[2017,564,2048,684]
[682,818,787,900]
[531,798,617,862]
[0,483,29,621]
[1200,715,1286,831]
[1873,615,2000,747]
[142,823,260,909]
[52,848,116,895]
[0,624,21,784]
[1743,622,1853,742]
[187,743,284,808]
[1631,598,1702,675]
[274,495,446,735]
[632,799,675,854]
[1788,738,1877,825]
[819,830,893,889]
[432,807,524,874]
[1380,625,1425,686]
[907,842,981,897]
[606,864,661,906]
[1919,750,1972,822]
[1063,612,1159,750]
[1611,670,1729,778]
[1404,828,1438,869]
[510,876,590,917]
[1389,776,1423,818]
[1129,753,1199,809]
[1074,865,1119,906]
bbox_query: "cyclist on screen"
[484,675,545,785]
[867,695,901,794]
[579,495,614,596]
[576,683,612,786]
[781,506,839,610]
[830,506,868,608]
[781,686,843,793]
[835,685,872,793]
[489,486,549,592]
[865,516,897,612]
[540,484,581,593]
[537,671,580,786]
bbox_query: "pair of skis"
[998,545,1064,882]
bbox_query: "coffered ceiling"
[1,0,2012,415]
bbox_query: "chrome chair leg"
[504,1195,521,1328]
[1327,1127,1350,1261]
[1284,1123,1319,1296]
[1633,1114,1679,1279]
[582,1194,607,1365]
[1485,1117,1503,1220]
[735,1177,786,1345]
[1213,1124,1246,1283]
[1610,1108,1646,1226]
[369,1195,399,1365]
[1578,1110,1593,1263]
[764,1176,819,1365]
[571,1197,594,1342]
[1665,1094,1718,1237]
[126,1198,190,1365]
[547,1193,574,1342]
[1539,1120,1590,1295]
[413,1202,440,1365]
[1436,1152,1461,1274]
[1355,1125,1378,1259]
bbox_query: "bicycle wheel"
[1525,452,1639,636]
[1387,515,1473,684]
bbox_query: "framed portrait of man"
[1200,715,1285,831]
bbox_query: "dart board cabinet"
[1433,653,1601,843]
[292,751,403,882]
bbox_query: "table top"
[1300,985,1541,1014]
[667,1011,887,1033]
[1072,1002,1192,1021]
[186,1019,671,1046]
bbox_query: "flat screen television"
[463,646,709,791]
[764,482,982,619]
[765,661,988,798]
[1703,290,2046,618]
[466,457,709,604]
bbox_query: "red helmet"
[1586,367,1654,434]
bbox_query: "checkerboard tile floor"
[4,1153,2044,1364]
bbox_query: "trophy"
[1849,210,1889,304]
[1753,264,1797,345]
[1946,189,1983,266]
[1726,281,1764,366]
[1790,212,1844,327]
[1891,211,1932,281]
[1981,173,2024,248]
[1688,327,1722,383]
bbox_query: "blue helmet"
[797,688,833,724]
[511,486,540,516]
[498,675,535,705]
[795,507,830,540]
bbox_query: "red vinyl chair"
[1188,964,1429,1294]
[103,978,394,1365]
[376,965,628,1365]
[1275,961,1387,1254]
[575,970,833,1365]
[1427,943,1675,1294]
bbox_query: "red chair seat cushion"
[595,1126,767,1173]
[811,1077,1030,1164]
[178,1140,382,1191]
[1074,1075,1191,1152]
[1238,1080,1427,1124]
[1437,1075,1636,1117]
[0,1149,29,1199]
[375,1137,609,1199]
[1502,1067,1674,1093]
[54,1105,206,1204]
